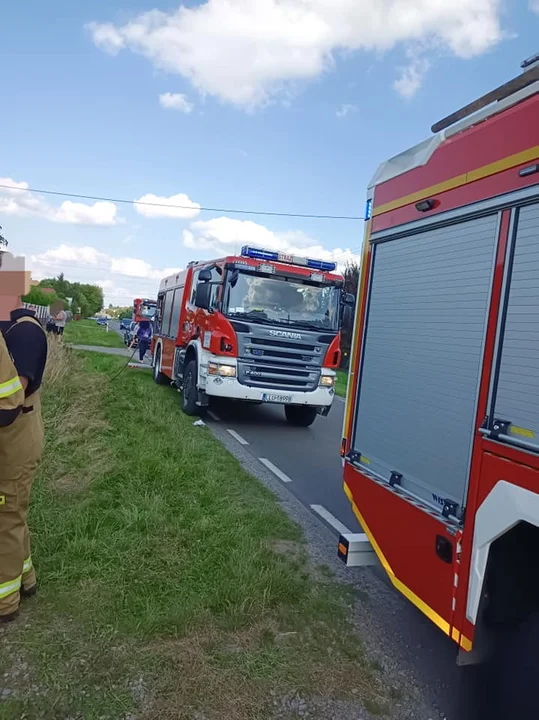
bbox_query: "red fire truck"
[133,297,157,323]
[339,54,539,664]
[152,246,354,426]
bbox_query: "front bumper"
[202,363,336,407]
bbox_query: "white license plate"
[262,393,293,404]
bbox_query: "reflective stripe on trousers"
[0,376,23,398]
[0,575,21,599]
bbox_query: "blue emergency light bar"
[240,245,337,273]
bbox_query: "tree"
[340,261,361,369]
[80,283,104,316]
[76,292,90,319]
[39,275,104,317]
[0,226,7,251]
[22,287,58,307]
[344,260,360,296]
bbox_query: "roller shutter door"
[352,214,499,514]
[493,203,539,449]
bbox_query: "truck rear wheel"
[284,405,317,427]
[182,359,205,417]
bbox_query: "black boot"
[0,609,19,624]
[21,585,37,599]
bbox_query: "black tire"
[182,359,205,416]
[152,347,168,385]
[284,405,317,427]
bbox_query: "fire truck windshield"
[140,303,156,319]
[224,270,340,330]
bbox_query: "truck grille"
[237,332,325,392]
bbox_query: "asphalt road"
[210,396,358,534]
[205,395,539,720]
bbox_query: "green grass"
[336,370,348,398]
[63,318,125,348]
[0,342,393,719]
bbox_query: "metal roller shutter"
[352,214,499,515]
[493,203,539,449]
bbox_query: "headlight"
[319,375,336,387]
[209,362,237,378]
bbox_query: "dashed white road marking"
[207,410,221,422]
[259,458,293,483]
[310,504,352,536]
[227,429,249,445]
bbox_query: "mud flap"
[457,591,493,666]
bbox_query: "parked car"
[124,321,138,347]
[96,317,109,326]
[120,317,132,331]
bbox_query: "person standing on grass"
[0,250,48,623]
[131,320,152,363]
[54,308,67,338]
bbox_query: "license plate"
[262,393,293,404]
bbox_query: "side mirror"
[342,304,353,329]
[195,282,212,310]
[343,292,355,307]
[199,268,212,283]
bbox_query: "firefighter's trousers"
[0,392,43,617]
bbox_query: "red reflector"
[340,438,347,457]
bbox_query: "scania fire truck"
[339,54,539,664]
[133,297,157,323]
[152,246,354,426]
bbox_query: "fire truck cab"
[133,298,157,323]
[340,54,539,663]
[152,246,354,427]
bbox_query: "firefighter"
[131,320,152,362]
[0,251,48,623]
[0,332,24,426]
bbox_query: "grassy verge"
[64,318,125,348]
[336,370,348,398]
[0,342,393,719]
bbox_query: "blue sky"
[1,0,538,306]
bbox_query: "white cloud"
[159,92,194,113]
[0,178,121,226]
[28,244,180,306]
[394,56,430,98]
[88,0,505,108]
[54,200,121,226]
[134,192,201,219]
[86,22,126,53]
[336,103,357,118]
[183,216,360,271]
[530,0,539,13]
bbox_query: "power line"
[0,183,363,222]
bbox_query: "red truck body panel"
[342,70,539,654]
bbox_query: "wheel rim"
[154,350,160,379]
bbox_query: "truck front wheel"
[284,405,317,427]
[182,359,205,417]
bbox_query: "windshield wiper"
[277,319,329,331]
[227,311,274,325]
